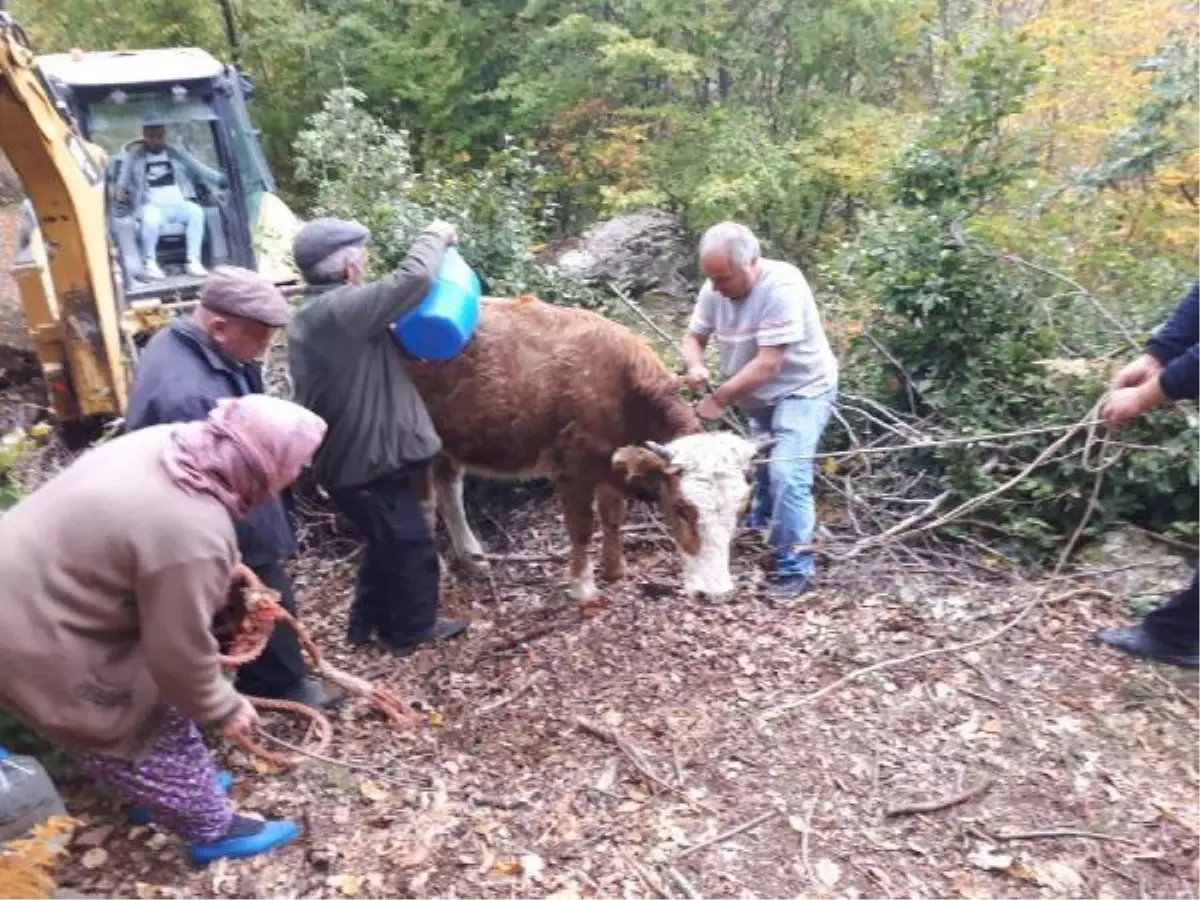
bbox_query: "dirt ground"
[33,482,1198,900]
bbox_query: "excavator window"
[79,92,237,295]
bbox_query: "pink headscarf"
[162,395,327,519]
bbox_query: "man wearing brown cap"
[287,218,467,655]
[123,265,342,711]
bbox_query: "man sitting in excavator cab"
[114,119,228,282]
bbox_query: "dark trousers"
[1144,568,1199,651]
[232,560,308,698]
[332,473,440,643]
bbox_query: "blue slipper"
[128,771,234,826]
[188,816,301,866]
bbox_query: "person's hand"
[221,699,259,743]
[1102,380,1167,427]
[1110,353,1163,391]
[696,395,726,422]
[682,365,710,392]
[426,220,457,246]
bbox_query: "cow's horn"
[644,440,674,462]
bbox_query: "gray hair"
[304,243,367,285]
[698,221,760,267]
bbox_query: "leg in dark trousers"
[333,474,441,647]
[233,560,308,699]
[1143,568,1199,651]
[1096,567,1199,669]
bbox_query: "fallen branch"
[475,670,543,715]
[759,588,1110,722]
[619,851,671,899]
[884,776,994,817]
[254,731,420,789]
[843,490,950,558]
[575,718,674,792]
[993,828,1142,847]
[666,866,703,900]
[1055,468,1104,574]
[673,810,780,860]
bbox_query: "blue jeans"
[746,387,836,578]
[140,199,204,263]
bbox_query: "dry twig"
[993,828,1142,847]
[672,810,781,860]
[575,717,674,792]
[884,776,994,817]
[666,866,703,900]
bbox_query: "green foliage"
[891,35,1045,210]
[0,429,39,511]
[292,88,606,310]
[1075,39,1199,191]
[838,35,1197,558]
[12,0,1196,562]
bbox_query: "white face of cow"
[613,432,764,598]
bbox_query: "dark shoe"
[129,771,233,826]
[383,619,469,657]
[188,815,301,866]
[278,676,348,712]
[764,574,812,604]
[1095,624,1199,670]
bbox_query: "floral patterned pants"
[73,709,233,843]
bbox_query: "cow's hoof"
[600,561,627,582]
[567,578,598,601]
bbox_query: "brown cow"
[405,296,767,599]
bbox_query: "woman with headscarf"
[0,394,327,865]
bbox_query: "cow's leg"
[557,479,598,600]
[410,463,449,581]
[412,463,437,537]
[434,459,488,574]
[596,483,627,582]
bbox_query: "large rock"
[552,209,695,299]
[1077,526,1194,606]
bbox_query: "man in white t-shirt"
[116,122,228,281]
[681,222,838,602]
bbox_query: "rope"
[755,414,1127,466]
[218,581,415,768]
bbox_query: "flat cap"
[198,265,293,327]
[292,217,371,276]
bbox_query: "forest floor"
[35,480,1199,900]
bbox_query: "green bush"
[832,35,1198,560]
[292,87,607,312]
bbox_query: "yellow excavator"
[0,0,302,440]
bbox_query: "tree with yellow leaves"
[0,815,77,900]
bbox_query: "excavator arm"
[0,3,127,423]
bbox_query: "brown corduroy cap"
[198,265,293,327]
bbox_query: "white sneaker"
[185,260,208,278]
[141,260,165,281]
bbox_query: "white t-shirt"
[144,151,185,207]
[688,259,838,409]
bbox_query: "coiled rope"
[218,575,415,768]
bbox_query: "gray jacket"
[116,142,227,211]
[287,230,447,492]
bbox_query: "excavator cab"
[0,1,304,441]
[35,47,301,305]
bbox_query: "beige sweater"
[0,426,246,760]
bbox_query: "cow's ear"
[612,446,681,492]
